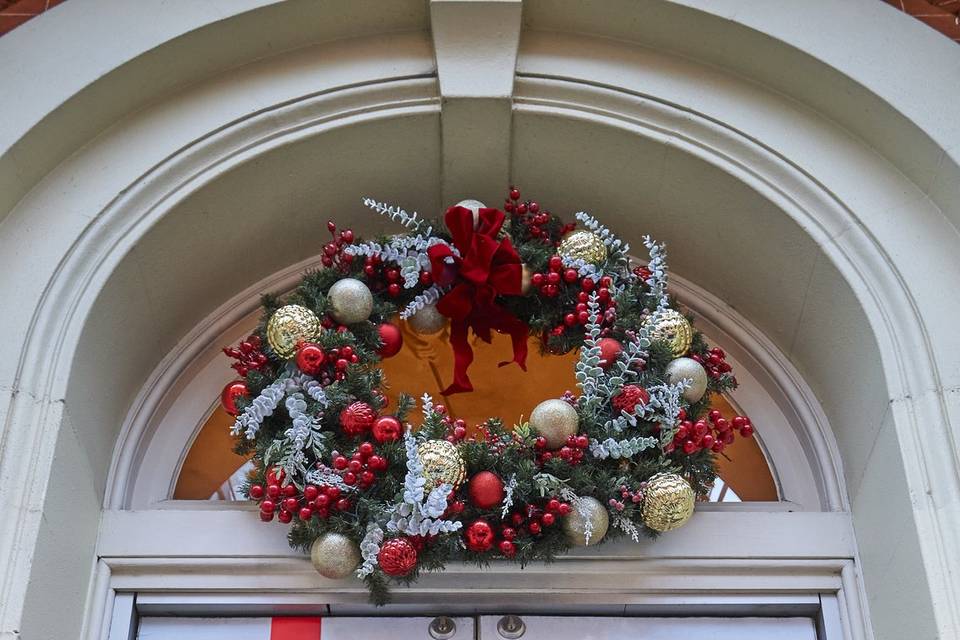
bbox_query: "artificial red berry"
[266,484,281,499]
[359,442,375,457]
[548,256,563,272]
[299,507,313,521]
[348,459,363,473]
[528,521,542,535]
[546,498,561,512]
[277,510,292,523]
[282,497,298,512]
[558,502,572,515]
[314,494,330,508]
[501,526,516,541]
[499,540,516,557]
[260,510,275,522]
[260,499,276,513]
[343,472,357,485]
[283,484,298,498]
[327,486,341,500]
[360,470,375,485]
[249,485,264,500]
[336,498,351,511]
[541,512,556,526]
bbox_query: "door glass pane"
[174,329,777,501]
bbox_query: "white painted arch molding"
[0,2,958,640]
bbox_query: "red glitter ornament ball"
[612,385,651,414]
[464,519,496,553]
[378,537,418,576]
[377,322,404,358]
[339,401,376,437]
[372,415,403,443]
[220,380,249,416]
[295,342,326,375]
[597,338,623,369]
[467,471,505,510]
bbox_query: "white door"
[479,616,818,639]
[135,615,819,640]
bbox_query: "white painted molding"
[431,0,522,204]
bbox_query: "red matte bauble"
[295,342,326,375]
[372,415,402,443]
[220,380,249,416]
[377,322,404,358]
[465,519,495,552]
[378,537,418,576]
[340,401,376,437]
[468,471,505,509]
[598,338,623,369]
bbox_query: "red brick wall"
[0,1,958,42]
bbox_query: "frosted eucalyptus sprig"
[642,235,670,312]
[362,197,428,232]
[589,435,658,460]
[305,464,357,492]
[575,293,605,409]
[575,210,630,260]
[560,255,604,280]
[231,375,290,440]
[357,523,385,578]
[400,285,446,319]
[387,429,462,536]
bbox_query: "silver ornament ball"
[407,303,447,335]
[529,398,579,449]
[310,532,361,579]
[455,198,486,228]
[562,496,610,546]
[665,357,709,403]
[328,278,374,325]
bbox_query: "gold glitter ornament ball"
[641,472,696,532]
[310,532,361,579]
[266,304,320,359]
[562,496,609,546]
[529,398,579,449]
[328,277,374,325]
[645,309,693,357]
[417,440,466,489]
[557,230,608,265]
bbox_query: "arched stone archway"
[1,2,957,639]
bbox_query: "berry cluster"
[223,334,269,377]
[250,469,352,523]
[669,408,753,455]
[295,342,360,384]
[503,186,574,244]
[692,346,736,384]
[534,434,590,465]
[608,484,644,512]
[321,221,356,270]
[331,442,389,489]
[510,498,572,537]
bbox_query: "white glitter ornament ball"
[665,357,709,403]
[455,199,486,228]
[328,278,374,325]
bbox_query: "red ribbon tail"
[442,319,475,395]
[496,313,529,372]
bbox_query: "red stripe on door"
[271,616,322,639]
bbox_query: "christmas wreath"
[221,186,755,603]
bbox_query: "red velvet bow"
[428,205,528,395]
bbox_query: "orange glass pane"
[175,326,777,501]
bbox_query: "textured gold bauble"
[266,304,320,358]
[310,532,361,579]
[417,439,466,489]
[645,309,693,357]
[562,496,610,546]
[407,303,447,335]
[557,230,608,265]
[641,472,695,532]
[328,277,374,325]
[665,357,709,403]
[529,399,579,449]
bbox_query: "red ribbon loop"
[428,206,528,395]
